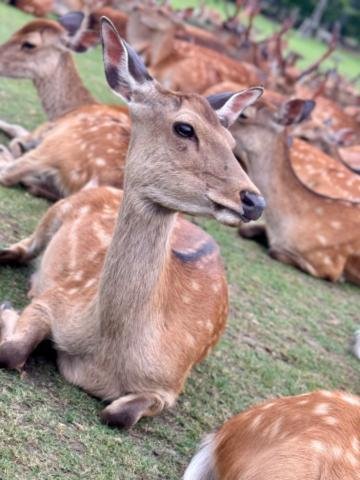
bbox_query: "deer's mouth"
[207,195,252,227]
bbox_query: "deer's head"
[0,12,96,79]
[101,18,265,226]
[227,97,316,168]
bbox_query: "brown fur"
[185,391,360,480]
[229,100,360,283]
[126,6,262,93]
[0,38,264,426]
[0,19,131,199]
[9,0,53,16]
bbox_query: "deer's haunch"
[184,390,360,480]
[0,19,265,428]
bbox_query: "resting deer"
[0,14,130,199]
[126,5,263,94]
[184,390,360,480]
[0,19,265,427]
[213,94,360,283]
[7,0,54,16]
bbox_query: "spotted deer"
[0,14,130,199]
[126,5,263,94]
[184,390,360,480]
[206,92,360,283]
[0,19,265,427]
[7,0,54,16]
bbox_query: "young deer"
[0,19,265,427]
[0,14,130,199]
[184,390,360,480]
[218,95,360,283]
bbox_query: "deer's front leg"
[0,119,30,140]
[0,145,14,165]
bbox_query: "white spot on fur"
[191,281,200,291]
[330,221,341,230]
[316,234,327,246]
[95,158,106,167]
[182,295,191,304]
[331,445,343,459]
[339,393,360,407]
[346,451,359,467]
[323,416,338,426]
[250,413,263,430]
[313,403,329,415]
[311,440,325,453]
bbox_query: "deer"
[126,5,263,94]
[205,91,360,283]
[0,19,265,428]
[184,390,360,480]
[0,14,131,199]
[6,0,54,17]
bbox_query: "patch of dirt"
[0,212,21,243]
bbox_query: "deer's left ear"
[101,17,153,102]
[207,87,264,128]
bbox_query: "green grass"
[0,3,359,479]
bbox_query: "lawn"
[0,3,359,480]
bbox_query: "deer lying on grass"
[126,5,263,93]
[0,19,265,427]
[0,14,130,199]
[7,0,54,16]
[184,390,360,480]
[212,94,360,283]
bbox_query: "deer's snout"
[240,191,266,221]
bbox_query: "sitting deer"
[0,19,265,427]
[207,93,360,283]
[184,390,360,479]
[0,14,130,199]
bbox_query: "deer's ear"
[207,87,264,128]
[58,11,85,37]
[275,99,315,126]
[101,16,153,102]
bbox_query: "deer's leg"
[238,223,268,247]
[0,297,53,369]
[0,119,30,139]
[0,200,67,264]
[344,255,360,286]
[100,392,171,429]
[0,145,14,164]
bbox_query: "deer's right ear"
[275,99,316,126]
[101,17,153,102]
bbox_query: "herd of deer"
[0,1,359,478]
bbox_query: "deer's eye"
[21,41,36,50]
[173,122,195,139]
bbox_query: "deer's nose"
[240,191,266,221]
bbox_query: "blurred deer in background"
[0,19,265,427]
[126,5,263,93]
[184,390,360,480]
[209,94,360,283]
[6,0,54,17]
[0,14,130,198]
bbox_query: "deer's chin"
[211,203,251,227]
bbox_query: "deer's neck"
[33,53,96,120]
[245,132,302,199]
[97,187,176,337]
